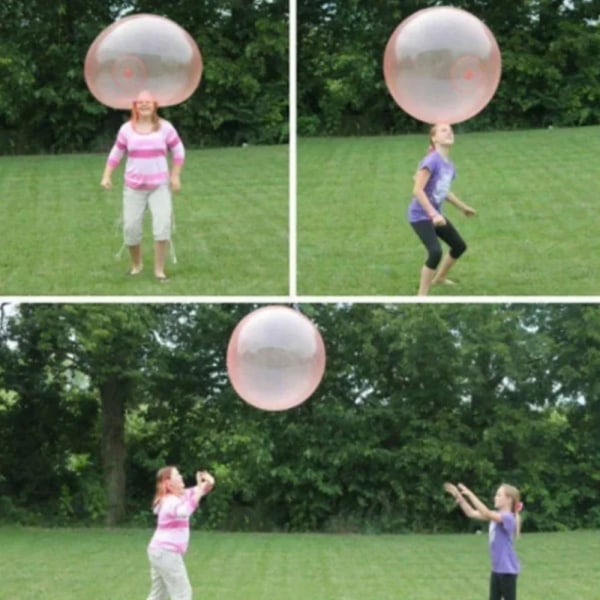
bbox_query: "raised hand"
[432,213,447,227]
[196,470,215,495]
[457,483,473,496]
[443,482,460,499]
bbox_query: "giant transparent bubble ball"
[85,13,202,109]
[227,306,326,412]
[383,6,501,124]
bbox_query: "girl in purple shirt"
[409,123,476,295]
[445,482,522,600]
[146,466,215,600]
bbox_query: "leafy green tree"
[0,304,99,522]
[60,304,160,525]
[0,304,159,525]
[535,305,600,528]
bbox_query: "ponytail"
[514,501,523,538]
[428,124,437,153]
[501,483,523,539]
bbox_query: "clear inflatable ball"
[227,306,326,412]
[85,13,202,109]
[383,7,501,124]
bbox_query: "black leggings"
[489,572,517,600]
[411,218,467,269]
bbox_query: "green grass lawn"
[0,145,288,296]
[298,126,600,297]
[1,528,598,599]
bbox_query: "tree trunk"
[100,377,128,526]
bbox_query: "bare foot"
[127,265,143,276]
[433,278,457,286]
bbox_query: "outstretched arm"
[458,484,502,523]
[444,482,486,520]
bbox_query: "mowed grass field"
[298,126,600,297]
[0,145,288,296]
[1,528,598,599]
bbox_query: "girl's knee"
[123,224,142,246]
[172,581,192,600]
[152,214,172,241]
[451,241,467,259]
[426,246,443,269]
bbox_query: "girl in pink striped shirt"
[146,466,215,600]
[101,91,185,282]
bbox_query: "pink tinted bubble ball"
[85,13,202,109]
[383,6,501,124]
[227,306,326,412]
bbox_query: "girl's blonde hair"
[152,466,176,509]
[500,483,522,538]
[428,124,437,153]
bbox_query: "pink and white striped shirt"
[148,489,199,554]
[107,119,185,190]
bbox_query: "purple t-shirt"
[407,151,456,223]
[489,512,521,574]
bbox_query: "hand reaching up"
[457,483,473,497]
[443,482,461,500]
[196,470,215,496]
